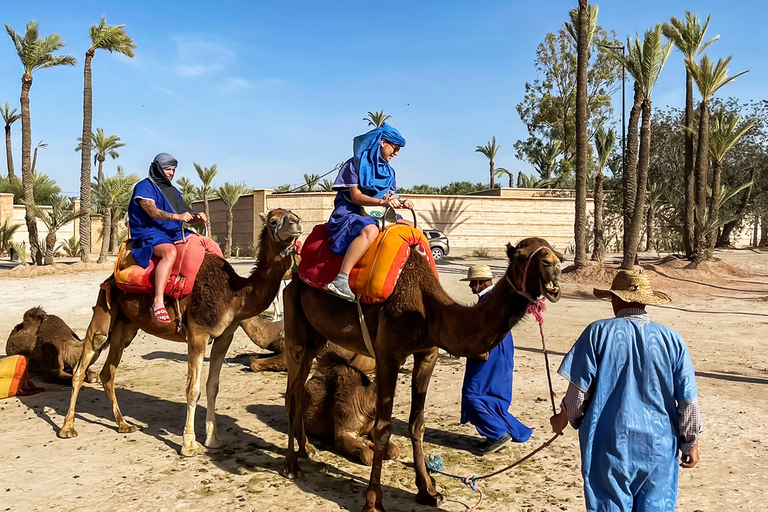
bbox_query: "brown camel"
[5,306,97,384]
[303,349,397,466]
[59,208,302,457]
[282,237,562,512]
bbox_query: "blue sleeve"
[332,159,358,191]
[673,335,698,404]
[558,324,598,393]
[132,179,160,204]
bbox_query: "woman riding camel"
[325,123,414,300]
[127,152,207,322]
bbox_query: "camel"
[282,237,562,512]
[303,349,397,466]
[5,306,98,384]
[59,208,302,457]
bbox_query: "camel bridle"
[504,245,547,303]
[268,214,300,258]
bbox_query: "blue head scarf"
[351,123,406,199]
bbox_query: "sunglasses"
[384,140,401,152]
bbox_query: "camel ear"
[506,242,516,261]
[259,212,267,224]
[552,248,565,262]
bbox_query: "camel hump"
[23,306,47,323]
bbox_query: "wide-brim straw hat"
[460,264,494,281]
[594,269,671,306]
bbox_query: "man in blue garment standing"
[460,264,533,455]
[551,269,701,512]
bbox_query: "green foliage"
[58,235,81,257]
[0,218,23,255]
[363,110,390,127]
[5,21,77,73]
[215,182,250,210]
[11,240,26,264]
[0,172,61,205]
[470,246,491,258]
[273,183,291,193]
[175,176,201,205]
[88,16,136,57]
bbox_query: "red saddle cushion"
[114,235,223,299]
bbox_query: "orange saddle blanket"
[114,235,223,299]
[298,223,438,304]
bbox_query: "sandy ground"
[0,249,766,512]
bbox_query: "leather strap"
[356,300,376,358]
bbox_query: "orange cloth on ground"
[114,235,223,299]
[0,355,30,399]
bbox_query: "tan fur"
[5,307,97,384]
[59,209,302,458]
[282,237,563,511]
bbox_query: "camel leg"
[335,431,376,466]
[248,352,287,372]
[181,334,208,457]
[362,355,400,512]
[99,321,139,433]
[204,332,234,449]
[59,293,115,439]
[410,348,443,506]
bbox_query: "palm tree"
[0,218,23,257]
[591,127,615,263]
[475,136,501,189]
[607,26,672,270]
[318,179,334,192]
[662,12,718,258]
[76,128,124,187]
[687,55,748,266]
[79,16,135,263]
[3,171,61,206]
[29,195,88,265]
[363,110,391,127]
[30,140,46,175]
[175,176,199,205]
[302,173,321,192]
[531,140,563,181]
[573,0,592,268]
[494,167,514,187]
[5,20,76,265]
[2,102,21,183]
[193,162,217,236]
[94,167,137,262]
[215,182,249,257]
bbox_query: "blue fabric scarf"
[352,123,406,199]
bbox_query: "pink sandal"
[151,306,171,323]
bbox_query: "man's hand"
[177,212,194,223]
[550,408,569,435]
[681,445,699,468]
[192,212,207,223]
[400,198,414,209]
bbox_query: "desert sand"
[0,249,766,512]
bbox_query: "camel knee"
[91,332,109,351]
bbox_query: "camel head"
[505,238,563,303]
[260,209,303,249]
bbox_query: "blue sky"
[1,1,765,197]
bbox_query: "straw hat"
[460,264,494,282]
[593,269,671,306]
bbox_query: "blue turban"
[352,123,406,199]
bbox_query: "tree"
[687,55,748,266]
[0,171,61,205]
[215,182,249,257]
[494,167,514,187]
[662,12,718,257]
[5,20,76,265]
[78,16,135,263]
[573,0,592,268]
[29,195,88,265]
[175,176,199,206]
[94,167,137,262]
[591,127,615,263]
[363,110,390,127]
[530,140,563,181]
[76,128,124,187]
[193,162,217,236]
[318,179,334,192]
[2,102,20,184]
[301,173,321,192]
[607,26,672,270]
[516,20,621,166]
[475,136,500,189]
[30,140,46,175]
[0,218,23,257]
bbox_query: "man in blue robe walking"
[460,264,533,455]
[551,269,701,512]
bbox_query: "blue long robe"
[460,291,533,442]
[558,315,698,512]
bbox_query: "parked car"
[423,229,450,261]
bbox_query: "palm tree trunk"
[97,157,105,188]
[623,97,651,270]
[79,49,95,263]
[682,71,695,258]
[4,125,15,183]
[225,210,233,258]
[645,206,654,252]
[97,206,112,263]
[489,162,495,189]
[591,171,605,263]
[573,0,589,268]
[761,217,768,246]
[45,231,56,265]
[620,82,643,270]
[706,159,722,252]
[20,76,42,266]
[109,207,120,253]
[717,167,754,248]
[203,189,211,236]
[690,101,710,267]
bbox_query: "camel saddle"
[298,223,438,304]
[113,235,223,299]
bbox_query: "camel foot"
[204,435,224,450]
[360,449,374,466]
[361,489,384,512]
[117,423,138,434]
[280,465,302,480]
[415,489,443,507]
[58,425,78,439]
[180,440,206,457]
[85,371,99,384]
[298,442,316,460]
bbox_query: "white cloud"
[172,38,236,78]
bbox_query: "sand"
[0,249,766,512]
